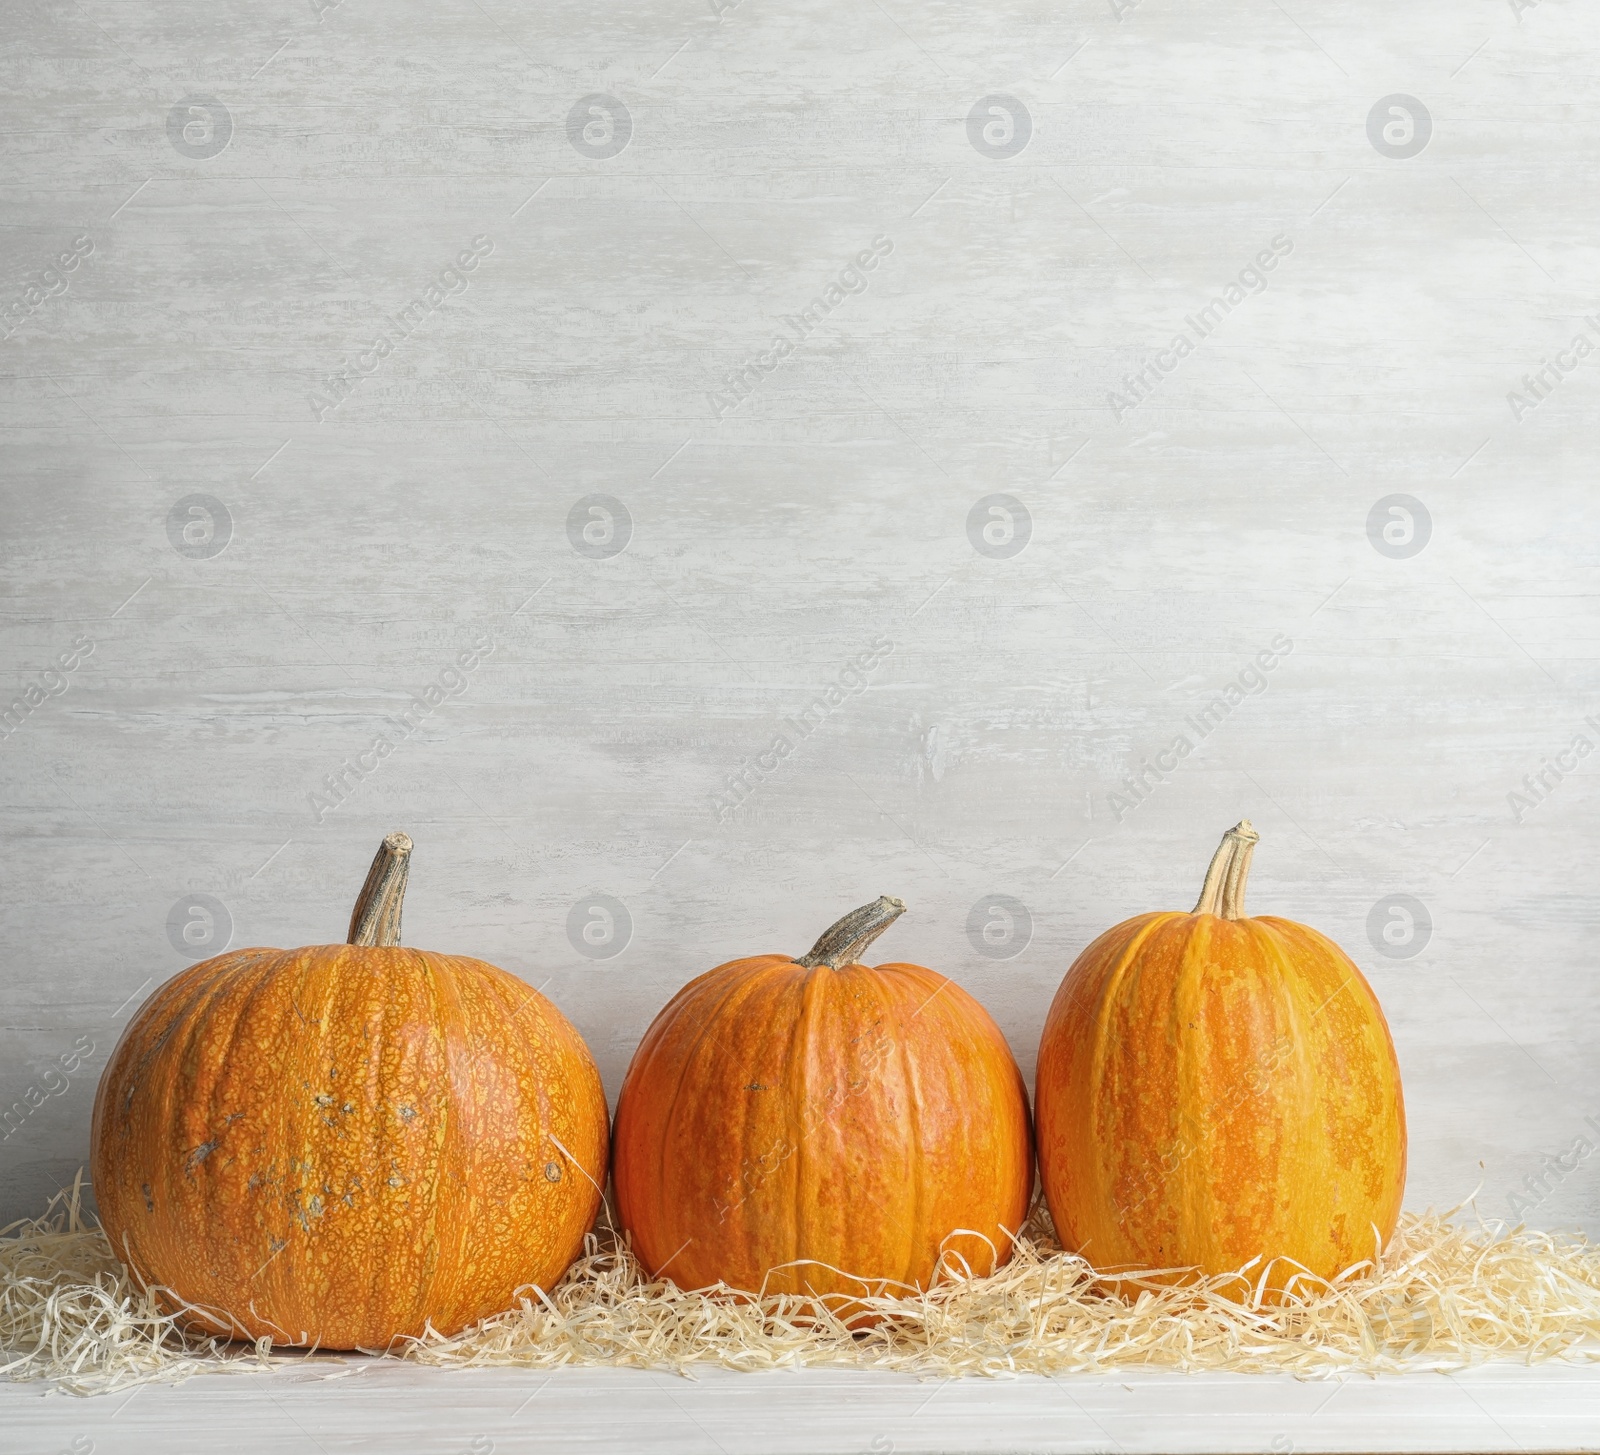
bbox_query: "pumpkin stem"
[1192,820,1259,920]
[347,831,413,947]
[794,896,907,969]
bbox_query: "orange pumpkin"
[612,896,1033,1314]
[1035,821,1406,1296]
[91,832,608,1349]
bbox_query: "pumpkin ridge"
[424,945,470,1331]
[218,949,307,1330]
[1087,912,1170,1002]
[1259,921,1319,1261]
[1188,920,1284,1275]
[817,962,914,1293]
[281,946,337,1342]
[789,961,829,1293]
[647,958,771,1278]
[238,948,307,1338]
[885,963,966,1285]
[327,948,364,1293]
[116,950,239,1117]
[1245,923,1294,1272]
[450,953,534,1328]
[337,941,384,1338]
[763,962,815,1287]
[1085,911,1180,1259]
[303,945,351,1342]
[1172,914,1211,1269]
[182,951,282,1323]
[1267,922,1343,1270]
[896,963,1029,1284]
[1265,917,1405,1264]
[886,970,926,1289]
[307,946,351,1340]
[362,946,425,1340]
[681,964,768,1278]
[168,949,287,1334]
[114,960,184,1267]
[473,957,555,1173]
[529,967,607,1191]
[378,948,429,1336]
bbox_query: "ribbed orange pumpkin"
[613,897,1033,1313]
[91,833,609,1349]
[1035,821,1406,1297]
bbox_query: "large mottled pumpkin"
[91,832,609,1348]
[613,897,1033,1314]
[1035,822,1406,1296]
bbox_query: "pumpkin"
[90,832,609,1349]
[612,896,1033,1315]
[1035,821,1406,1296]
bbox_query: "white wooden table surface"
[5,1360,1600,1454]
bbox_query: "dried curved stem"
[347,831,413,947]
[1192,820,1259,920]
[795,896,907,969]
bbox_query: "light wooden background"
[2,0,1596,1248]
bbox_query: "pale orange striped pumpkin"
[1035,821,1406,1296]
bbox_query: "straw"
[5,1174,1599,1395]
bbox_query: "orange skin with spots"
[612,955,1034,1310]
[1035,912,1406,1296]
[91,945,608,1349]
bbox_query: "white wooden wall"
[2,0,1596,1242]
